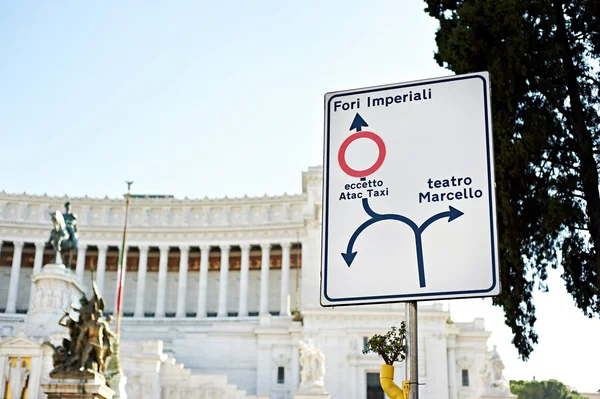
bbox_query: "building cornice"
[0,196,315,237]
[0,168,324,242]
[0,191,306,205]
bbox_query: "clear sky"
[1,0,598,393]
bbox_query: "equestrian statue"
[47,201,79,269]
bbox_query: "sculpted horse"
[47,210,78,269]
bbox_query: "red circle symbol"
[338,131,386,177]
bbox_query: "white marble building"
[0,167,508,399]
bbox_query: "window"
[367,373,385,399]
[277,366,285,384]
[462,369,469,386]
[363,337,369,352]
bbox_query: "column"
[6,241,24,313]
[29,241,46,305]
[216,244,230,317]
[196,245,210,318]
[96,244,108,295]
[176,245,190,318]
[155,245,169,317]
[279,242,291,316]
[259,243,270,316]
[134,245,149,317]
[238,244,251,317]
[447,337,458,399]
[75,244,87,282]
[32,242,45,274]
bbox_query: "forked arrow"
[341,199,464,287]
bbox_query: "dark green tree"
[425,0,600,359]
[510,379,589,399]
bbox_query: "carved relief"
[39,203,50,223]
[228,206,243,225]
[457,355,474,369]
[129,208,143,226]
[169,208,185,226]
[5,203,20,221]
[102,207,110,226]
[263,205,272,223]
[25,204,39,222]
[189,208,203,226]
[273,353,290,367]
[208,207,221,225]
[149,208,163,226]
[241,205,250,225]
[110,207,124,225]
[224,206,232,225]
[79,206,90,225]
[88,207,102,225]
[201,207,211,226]
[249,206,265,224]
[269,204,284,222]
[290,204,302,221]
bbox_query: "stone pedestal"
[481,392,517,399]
[295,382,331,399]
[25,263,85,339]
[42,372,115,399]
[294,393,331,399]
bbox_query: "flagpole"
[115,181,133,337]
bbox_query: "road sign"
[321,72,499,306]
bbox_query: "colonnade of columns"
[3,241,25,314]
[0,240,297,318]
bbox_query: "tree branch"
[585,74,600,87]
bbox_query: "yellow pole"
[380,364,410,399]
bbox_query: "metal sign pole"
[406,300,419,399]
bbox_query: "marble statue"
[299,339,326,391]
[47,201,79,269]
[4,357,30,399]
[481,346,510,394]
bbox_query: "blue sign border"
[321,74,497,305]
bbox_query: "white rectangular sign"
[321,72,500,306]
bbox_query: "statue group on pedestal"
[45,280,115,376]
[299,339,326,391]
[47,201,79,269]
[481,345,511,395]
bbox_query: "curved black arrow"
[419,206,464,233]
